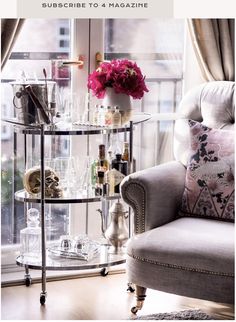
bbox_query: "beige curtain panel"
[1,19,25,69]
[188,19,235,81]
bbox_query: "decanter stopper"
[27,208,40,227]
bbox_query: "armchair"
[121,81,235,313]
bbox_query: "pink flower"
[87,59,149,99]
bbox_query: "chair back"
[174,81,235,166]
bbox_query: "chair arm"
[121,161,186,234]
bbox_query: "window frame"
[1,19,82,272]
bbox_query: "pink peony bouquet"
[87,59,149,99]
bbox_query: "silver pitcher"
[99,201,129,253]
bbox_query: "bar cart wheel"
[131,306,139,314]
[100,267,109,276]
[25,276,32,287]
[40,292,47,305]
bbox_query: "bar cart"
[2,113,150,305]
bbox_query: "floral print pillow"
[179,120,235,222]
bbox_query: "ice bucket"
[11,81,56,125]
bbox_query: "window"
[1,18,185,279]
[1,19,72,264]
[104,19,185,169]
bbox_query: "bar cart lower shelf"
[16,245,126,270]
[16,244,126,304]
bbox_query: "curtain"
[188,19,235,81]
[1,19,25,69]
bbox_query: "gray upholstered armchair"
[121,81,235,314]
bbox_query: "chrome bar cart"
[2,113,150,305]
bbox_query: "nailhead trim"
[128,253,234,277]
[123,179,234,278]
[123,181,146,234]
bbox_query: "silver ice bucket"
[11,81,56,125]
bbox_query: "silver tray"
[48,242,100,261]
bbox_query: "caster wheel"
[131,306,138,314]
[100,268,109,276]
[40,294,46,305]
[25,277,32,287]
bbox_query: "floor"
[1,272,234,320]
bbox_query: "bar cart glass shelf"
[15,189,121,204]
[16,244,126,270]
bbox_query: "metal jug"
[101,201,129,253]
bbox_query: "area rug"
[130,309,214,320]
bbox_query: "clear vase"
[102,87,133,125]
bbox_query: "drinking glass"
[56,87,71,123]
[65,157,79,197]
[73,234,89,253]
[59,235,72,251]
[53,157,70,193]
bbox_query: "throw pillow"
[179,120,235,222]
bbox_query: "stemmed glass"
[56,87,72,124]
[53,157,78,196]
[78,156,94,197]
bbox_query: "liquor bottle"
[112,154,128,176]
[122,142,129,162]
[96,144,109,171]
[92,104,99,126]
[107,150,113,170]
[91,159,97,188]
[105,168,125,195]
[95,170,105,196]
[20,208,41,262]
[92,144,109,188]
[105,106,113,126]
[110,154,128,193]
[98,105,105,126]
[112,106,121,127]
[107,133,122,160]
